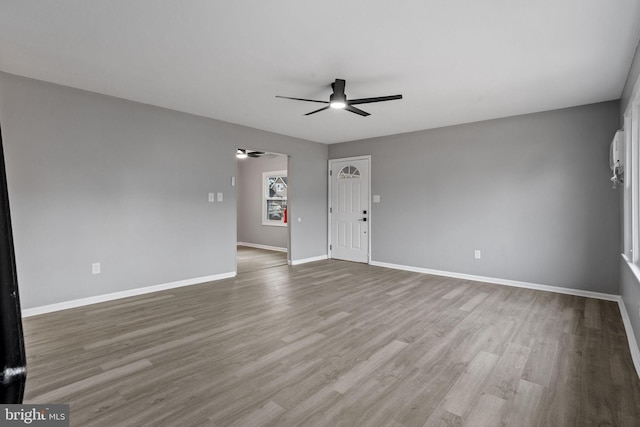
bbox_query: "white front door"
[330,157,369,263]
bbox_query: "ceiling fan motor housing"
[330,93,346,104]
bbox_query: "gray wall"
[621,260,640,355]
[237,154,288,249]
[0,72,327,309]
[329,101,620,294]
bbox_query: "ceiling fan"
[236,149,267,159]
[276,78,402,117]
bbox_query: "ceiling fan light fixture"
[276,78,402,117]
[236,149,247,159]
[329,93,346,109]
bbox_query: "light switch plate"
[208,193,215,202]
[373,195,381,203]
[217,192,223,202]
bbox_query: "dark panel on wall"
[0,125,27,403]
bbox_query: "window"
[262,170,287,226]
[338,165,360,179]
[633,103,640,263]
[624,113,632,258]
[623,81,640,264]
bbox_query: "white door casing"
[329,157,370,263]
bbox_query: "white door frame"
[328,155,372,263]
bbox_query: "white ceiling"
[1,1,640,144]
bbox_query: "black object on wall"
[0,125,27,403]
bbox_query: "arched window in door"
[338,165,360,179]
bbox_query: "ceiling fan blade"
[333,79,346,97]
[305,106,331,116]
[276,95,328,104]
[347,95,403,105]
[345,105,370,117]
[247,151,266,157]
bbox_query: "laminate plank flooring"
[22,260,640,426]
[236,245,288,274]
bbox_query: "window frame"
[624,112,632,259]
[633,103,640,263]
[623,74,640,266]
[262,170,288,227]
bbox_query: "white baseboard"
[369,261,619,301]
[237,242,287,253]
[617,296,640,380]
[22,271,236,317]
[290,255,328,266]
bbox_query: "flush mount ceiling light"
[329,93,346,109]
[276,78,402,116]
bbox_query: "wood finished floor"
[22,259,640,426]
[236,245,288,274]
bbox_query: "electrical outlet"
[474,250,481,259]
[92,262,101,275]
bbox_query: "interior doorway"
[236,148,289,274]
